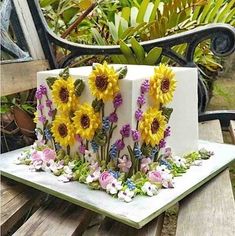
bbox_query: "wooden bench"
[1,119,234,236]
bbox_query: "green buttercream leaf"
[74,79,85,97]
[46,77,57,89]
[59,67,70,79]
[116,66,128,80]
[88,181,101,190]
[92,98,104,113]
[93,129,107,146]
[162,107,173,122]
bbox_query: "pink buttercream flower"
[42,148,56,162]
[148,171,162,183]
[118,155,132,173]
[140,157,152,173]
[79,145,86,154]
[32,151,44,162]
[99,171,115,190]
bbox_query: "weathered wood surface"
[1,177,39,236]
[176,120,235,236]
[96,213,164,236]
[12,0,45,60]
[1,60,49,96]
[229,120,235,144]
[13,199,94,236]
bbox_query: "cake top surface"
[38,64,196,81]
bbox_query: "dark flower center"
[151,118,160,134]
[95,75,108,91]
[81,114,90,129]
[161,79,170,93]
[58,123,68,138]
[59,87,69,103]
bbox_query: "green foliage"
[41,0,235,74]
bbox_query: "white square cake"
[37,64,198,155]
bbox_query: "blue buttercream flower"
[91,140,99,152]
[126,178,136,190]
[55,143,62,151]
[44,127,52,140]
[109,169,120,179]
[160,159,172,169]
[133,144,142,159]
[109,144,118,159]
[102,117,110,131]
[151,147,158,159]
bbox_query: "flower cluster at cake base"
[17,63,214,202]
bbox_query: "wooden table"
[1,120,235,236]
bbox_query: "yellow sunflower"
[73,103,101,141]
[88,62,119,101]
[139,107,166,147]
[51,115,75,147]
[51,77,79,112]
[149,64,176,105]
[33,111,38,124]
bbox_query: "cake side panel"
[167,68,198,155]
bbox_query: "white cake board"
[0,140,234,229]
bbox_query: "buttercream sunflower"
[139,107,166,147]
[51,77,79,112]
[73,103,101,141]
[51,115,75,147]
[88,62,119,101]
[149,64,176,105]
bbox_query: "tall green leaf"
[120,40,137,64]
[144,47,162,65]
[130,38,145,63]
[136,0,149,23]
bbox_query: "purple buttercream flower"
[131,130,140,142]
[159,139,166,148]
[164,126,171,138]
[109,112,118,123]
[141,80,150,94]
[79,145,86,155]
[115,139,125,151]
[137,94,145,106]
[39,115,46,124]
[135,109,143,121]
[40,85,47,95]
[120,124,131,137]
[48,109,54,117]
[113,93,123,109]
[37,104,44,110]
[35,90,42,100]
[46,99,52,107]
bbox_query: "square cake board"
[0,140,234,229]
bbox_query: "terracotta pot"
[11,106,36,138]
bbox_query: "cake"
[18,63,213,202]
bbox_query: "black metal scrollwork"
[27,0,235,112]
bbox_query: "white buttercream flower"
[156,165,170,174]
[161,172,174,188]
[86,170,101,183]
[84,150,97,164]
[173,156,186,168]
[58,166,73,182]
[106,179,122,195]
[118,189,135,202]
[141,182,158,196]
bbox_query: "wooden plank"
[96,214,164,236]
[1,178,39,236]
[1,60,49,96]
[12,0,45,60]
[176,120,235,236]
[13,199,93,236]
[198,120,223,143]
[229,120,235,144]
